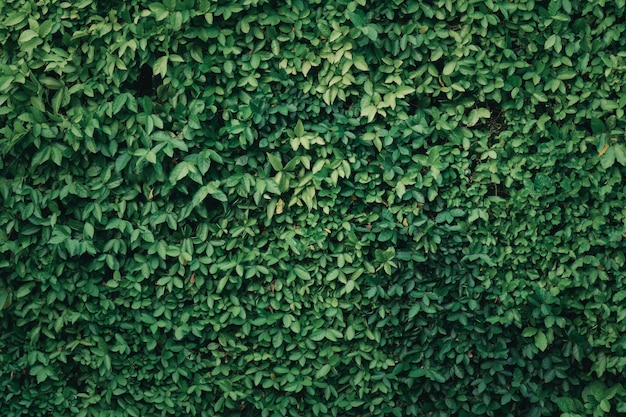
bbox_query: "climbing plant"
[1,0,626,416]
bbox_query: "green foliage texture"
[2,0,626,416]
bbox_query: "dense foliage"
[2,0,626,416]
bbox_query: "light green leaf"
[360,105,377,123]
[153,55,168,78]
[466,108,491,127]
[361,25,378,41]
[395,85,414,98]
[51,88,67,114]
[293,266,310,280]
[149,3,169,21]
[267,153,283,171]
[294,120,305,137]
[174,327,185,340]
[353,55,369,71]
[614,144,626,166]
[600,147,615,169]
[112,93,127,114]
[346,326,355,340]
[191,182,227,207]
[535,331,548,351]
[84,223,94,239]
[216,277,229,293]
[18,29,39,44]
[408,303,421,319]
[442,61,456,76]
[169,162,190,185]
[5,12,28,27]
[310,329,325,341]
[600,399,611,413]
[315,364,331,379]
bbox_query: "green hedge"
[2,0,626,416]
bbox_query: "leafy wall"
[1,0,626,416]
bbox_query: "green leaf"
[51,88,67,114]
[315,364,331,379]
[153,55,168,78]
[600,147,615,169]
[348,10,366,27]
[442,61,456,76]
[345,326,355,341]
[426,369,446,383]
[294,120,305,137]
[115,152,132,172]
[112,93,127,114]
[267,153,283,171]
[360,25,378,41]
[614,144,626,166]
[174,327,185,340]
[50,145,64,166]
[590,118,605,135]
[156,276,170,286]
[145,150,157,164]
[293,266,310,280]
[535,331,548,351]
[224,60,234,75]
[466,108,490,127]
[18,29,39,44]
[600,399,611,413]
[395,85,414,98]
[169,162,190,185]
[326,329,342,341]
[31,147,51,168]
[272,331,283,348]
[84,223,94,239]
[310,329,325,341]
[31,366,54,384]
[216,277,228,293]
[0,291,11,310]
[562,0,572,12]
[360,105,377,123]
[353,55,369,71]
[149,3,169,21]
[191,182,227,208]
[408,303,420,319]
[16,284,34,298]
[39,77,65,90]
[5,12,28,26]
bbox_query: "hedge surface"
[1,0,626,416]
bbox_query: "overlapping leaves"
[2,1,626,416]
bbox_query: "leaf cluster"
[2,0,626,416]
